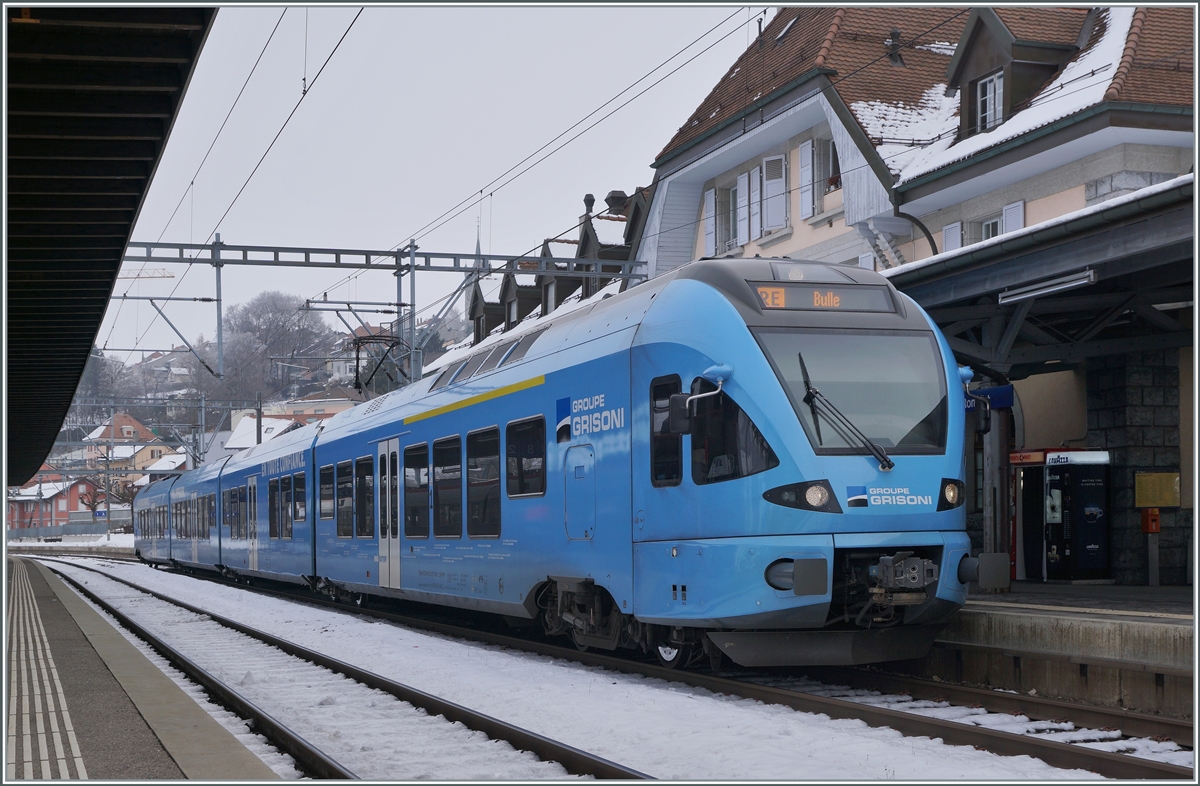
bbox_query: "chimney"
[583,193,595,214]
[887,28,906,67]
[604,190,628,212]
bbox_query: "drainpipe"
[893,206,939,257]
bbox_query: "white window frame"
[980,215,1002,241]
[977,71,1004,131]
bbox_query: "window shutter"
[763,155,787,229]
[749,166,762,241]
[1002,200,1024,233]
[942,221,962,252]
[995,71,1004,124]
[858,253,875,270]
[703,188,716,256]
[799,140,814,219]
[736,171,750,246]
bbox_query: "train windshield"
[753,328,947,454]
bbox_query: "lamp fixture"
[997,269,1096,304]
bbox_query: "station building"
[635,6,1194,585]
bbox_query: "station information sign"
[751,282,894,313]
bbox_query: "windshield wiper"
[797,351,895,471]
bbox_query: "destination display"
[752,282,894,312]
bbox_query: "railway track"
[34,558,647,780]
[41,555,1193,779]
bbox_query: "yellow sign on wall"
[1135,471,1181,508]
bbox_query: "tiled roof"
[822,7,968,124]
[993,7,1089,45]
[656,7,839,163]
[1105,6,1194,107]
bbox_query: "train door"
[564,444,595,540]
[247,475,259,571]
[191,494,199,564]
[377,439,401,589]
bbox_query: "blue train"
[135,258,1007,669]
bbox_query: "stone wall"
[1086,349,1188,585]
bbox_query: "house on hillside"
[6,468,103,529]
[82,413,166,479]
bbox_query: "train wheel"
[655,642,689,669]
[571,630,590,652]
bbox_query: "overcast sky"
[100,5,773,364]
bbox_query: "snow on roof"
[100,445,139,460]
[913,41,956,56]
[168,366,190,375]
[851,85,961,178]
[893,7,1135,185]
[86,424,106,440]
[882,172,1194,280]
[10,481,70,501]
[224,416,301,450]
[422,278,623,378]
[592,214,628,246]
[144,452,187,472]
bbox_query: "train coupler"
[868,551,939,606]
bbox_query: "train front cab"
[629,259,1002,667]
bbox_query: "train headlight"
[804,484,830,508]
[937,479,965,511]
[763,480,842,513]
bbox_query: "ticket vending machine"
[1012,450,1110,582]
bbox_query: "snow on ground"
[47,557,1104,781]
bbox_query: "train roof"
[211,257,927,476]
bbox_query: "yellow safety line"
[403,375,545,425]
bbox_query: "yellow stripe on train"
[402,375,545,425]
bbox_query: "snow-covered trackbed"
[35,556,1193,779]
[40,560,642,780]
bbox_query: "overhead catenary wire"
[104,8,289,356]
[125,8,364,361]
[123,7,1146,396]
[199,5,1120,394]
[292,7,756,315]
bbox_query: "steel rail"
[805,665,1194,749]
[35,561,357,780]
[44,556,1192,779]
[36,558,650,781]
[196,572,1195,779]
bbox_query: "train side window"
[355,456,374,538]
[319,465,335,519]
[475,339,518,376]
[500,327,549,367]
[506,417,545,497]
[268,478,280,538]
[433,436,462,538]
[336,461,353,538]
[689,379,780,485]
[404,443,429,538]
[650,375,683,487]
[466,427,501,538]
[293,473,306,524]
[389,451,399,538]
[281,474,293,539]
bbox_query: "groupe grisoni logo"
[556,394,625,443]
[846,485,933,507]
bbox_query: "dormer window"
[976,71,1004,131]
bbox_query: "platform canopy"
[886,177,1194,382]
[7,8,217,486]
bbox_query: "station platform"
[909,580,1194,717]
[5,556,279,780]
